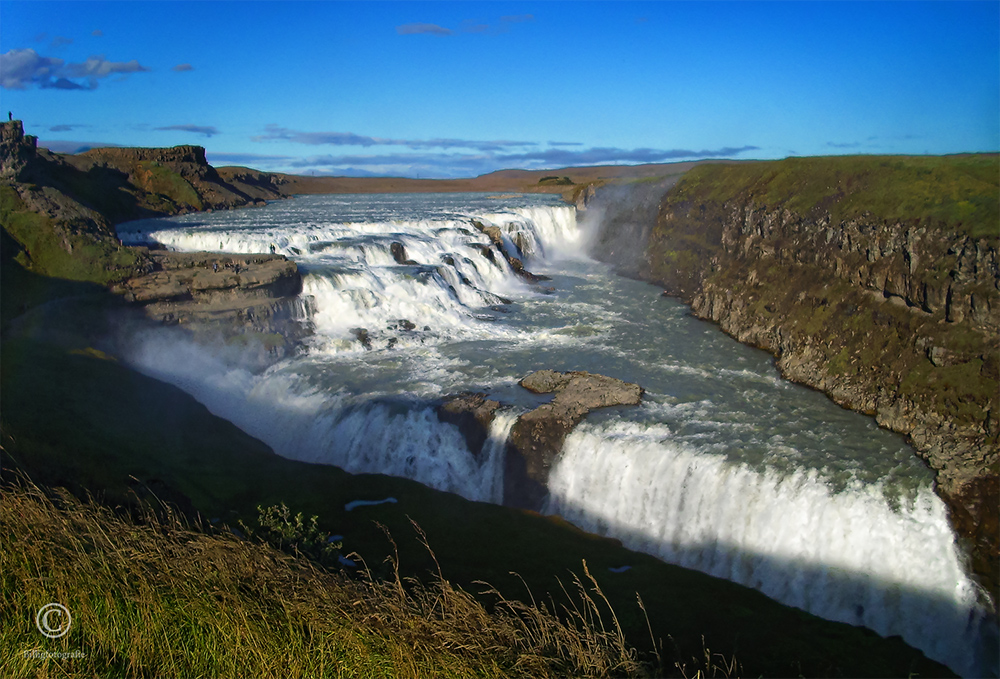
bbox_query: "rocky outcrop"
[79,145,285,213]
[437,371,643,510]
[216,166,290,201]
[114,250,306,354]
[470,219,549,283]
[437,393,502,457]
[506,370,643,509]
[2,119,305,346]
[1,120,38,182]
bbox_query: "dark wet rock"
[505,370,643,509]
[388,319,416,331]
[350,327,372,350]
[470,218,549,283]
[512,233,527,257]
[438,393,501,458]
[507,256,550,282]
[390,241,418,265]
[479,244,499,267]
[471,219,503,247]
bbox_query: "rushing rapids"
[118,193,997,677]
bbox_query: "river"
[117,192,995,677]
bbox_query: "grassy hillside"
[671,154,999,238]
[1,185,142,286]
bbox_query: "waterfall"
[544,421,996,678]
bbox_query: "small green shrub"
[244,503,343,568]
[539,176,574,186]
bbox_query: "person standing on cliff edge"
[7,112,11,121]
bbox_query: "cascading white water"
[125,329,514,503]
[544,421,996,678]
[480,205,584,260]
[124,200,579,354]
[118,193,995,677]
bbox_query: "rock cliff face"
[1,119,304,345]
[587,156,999,602]
[505,370,643,508]
[115,250,306,356]
[80,146,284,212]
[0,119,39,182]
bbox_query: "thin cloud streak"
[281,144,760,178]
[172,63,194,72]
[399,14,535,37]
[155,124,219,137]
[396,23,452,36]
[500,145,760,166]
[207,151,297,166]
[252,124,537,152]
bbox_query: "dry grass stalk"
[3,479,742,678]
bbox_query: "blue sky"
[1,1,997,178]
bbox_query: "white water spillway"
[118,193,996,677]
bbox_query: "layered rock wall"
[601,156,1000,601]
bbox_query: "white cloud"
[0,48,149,90]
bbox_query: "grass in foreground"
[0,480,744,678]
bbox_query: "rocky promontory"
[439,370,644,509]
[506,370,643,508]
[116,250,306,353]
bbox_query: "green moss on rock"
[1,185,141,285]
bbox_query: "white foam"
[544,421,995,677]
